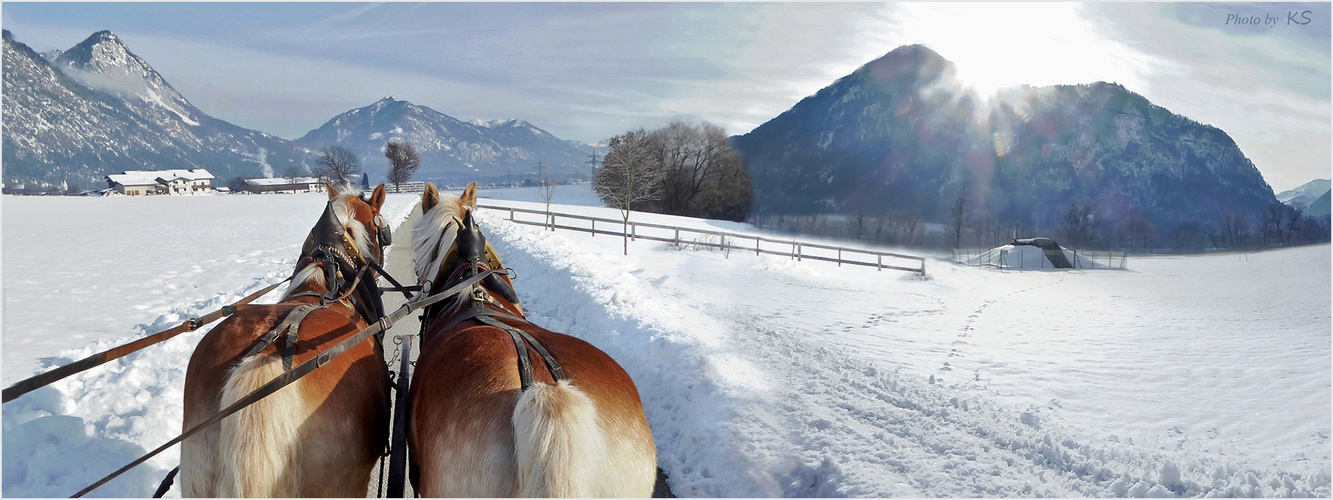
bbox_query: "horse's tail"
[512,380,606,497]
[217,355,307,497]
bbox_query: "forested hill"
[732,44,1279,242]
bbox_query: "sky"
[2,2,1329,191]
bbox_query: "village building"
[242,176,328,194]
[105,169,215,196]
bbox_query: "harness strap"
[475,315,567,388]
[366,258,416,299]
[433,306,529,335]
[241,304,320,371]
[70,270,503,498]
[486,316,535,388]
[152,466,179,498]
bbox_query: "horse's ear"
[462,182,478,209]
[370,184,387,211]
[422,183,439,213]
[325,182,339,201]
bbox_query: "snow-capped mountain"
[4,30,597,190]
[1277,179,1331,208]
[732,44,1279,240]
[2,30,306,187]
[295,97,592,185]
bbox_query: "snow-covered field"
[3,186,1329,497]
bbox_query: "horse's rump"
[182,305,389,497]
[410,322,656,497]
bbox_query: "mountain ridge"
[3,31,595,189]
[732,44,1279,242]
[294,96,591,184]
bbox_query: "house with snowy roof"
[242,176,327,194]
[105,169,215,196]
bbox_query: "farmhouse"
[105,169,215,196]
[242,177,327,194]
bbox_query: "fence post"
[798,243,802,262]
[632,223,637,241]
[509,208,515,221]
[838,248,842,267]
[791,242,796,260]
[756,238,760,256]
[674,228,680,246]
[591,220,595,237]
[877,254,882,271]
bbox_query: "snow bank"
[475,210,1330,497]
[3,190,1327,498]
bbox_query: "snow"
[2,186,1328,497]
[141,87,199,127]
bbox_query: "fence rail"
[952,247,1128,269]
[477,204,927,274]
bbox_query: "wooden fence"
[477,204,927,274]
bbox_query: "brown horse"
[181,183,392,497]
[407,182,657,497]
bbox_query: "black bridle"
[418,210,521,330]
[289,200,394,325]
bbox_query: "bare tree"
[384,141,420,192]
[649,119,751,221]
[316,145,361,184]
[285,165,302,185]
[537,160,558,230]
[1224,212,1251,249]
[1263,203,1285,247]
[1120,213,1155,252]
[594,129,663,255]
[951,196,965,249]
[1285,206,1304,245]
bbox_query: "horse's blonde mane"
[285,192,375,296]
[411,193,466,285]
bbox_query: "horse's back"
[181,305,388,497]
[410,322,655,497]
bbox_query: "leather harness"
[243,201,392,371]
[420,211,566,390]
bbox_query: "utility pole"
[587,148,600,180]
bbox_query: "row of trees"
[312,143,421,189]
[752,199,1331,254]
[593,119,754,254]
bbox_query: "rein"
[71,269,504,498]
[2,277,291,404]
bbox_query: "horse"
[407,182,657,497]
[180,183,393,497]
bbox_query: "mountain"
[1276,179,1330,208]
[3,30,306,188]
[732,44,1279,241]
[1305,190,1331,218]
[295,97,592,185]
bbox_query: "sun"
[887,3,1147,100]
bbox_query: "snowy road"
[2,188,1328,497]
